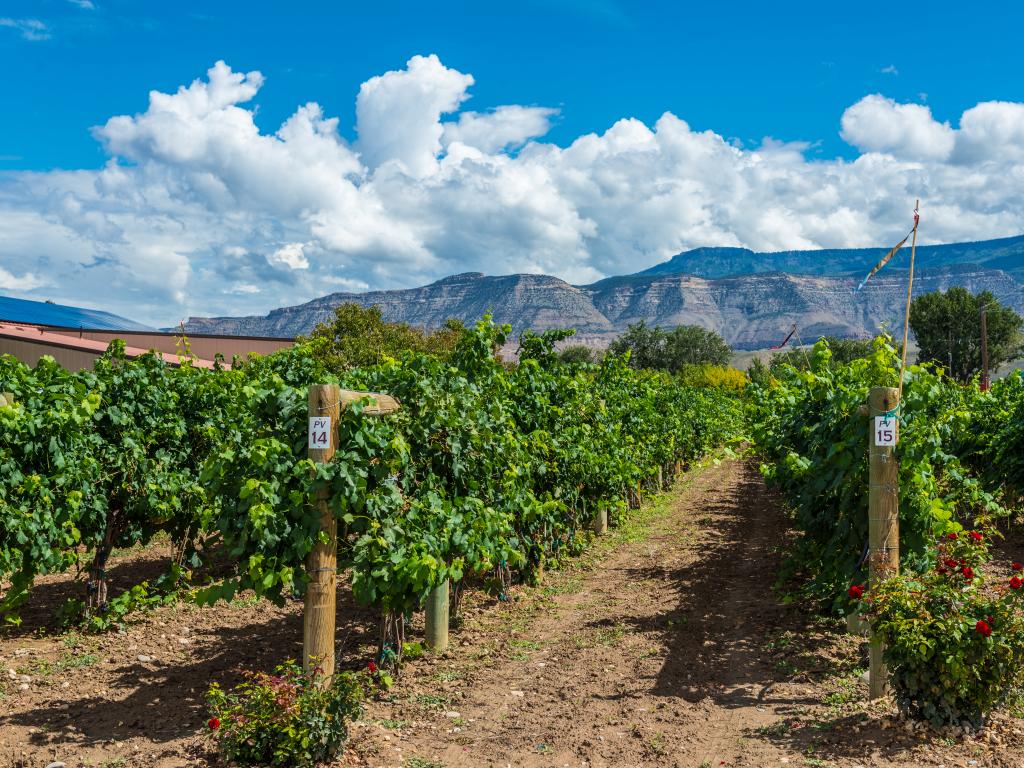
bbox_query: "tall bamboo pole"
[897,201,920,400]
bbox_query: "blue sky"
[1,0,1023,325]
[3,0,1020,171]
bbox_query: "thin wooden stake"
[425,580,449,653]
[868,386,900,700]
[897,201,919,400]
[305,383,341,684]
[980,307,990,391]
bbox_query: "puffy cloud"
[267,243,310,270]
[356,54,473,177]
[0,266,46,291]
[1,56,1024,327]
[840,94,955,161]
[442,105,558,153]
[954,101,1024,164]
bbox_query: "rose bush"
[866,534,1024,726]
[207,662,363,767]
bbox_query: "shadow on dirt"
[3,543,245,639]
[3,552,172,638]
[1,588,379,750]
[595,461,908,761]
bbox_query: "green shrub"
[678,364,746,391]
[749,335,1005,609]
[207,662,364,767]
[866,532,1024,726]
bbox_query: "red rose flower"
[848,584,865,600]
[969,531,984,542]
[1011,576,1023,590]
[976,620,992,638]
[367,660,378,674]
[1013,562,1023,572]
[208,717,221,730]
[943,558,958,569]
[961,566,974,580]
[946,532,958,541]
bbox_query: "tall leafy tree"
[305,303,465,370]
[909,288,1023,382]
[609,322,731,372]
[557,345,596,365]
[607,321,666,370]
[664,325,732,369]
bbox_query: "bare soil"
[3,458,1023,768]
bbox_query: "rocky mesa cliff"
[183,236,1024,350]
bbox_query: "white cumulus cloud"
[442,105,558,153]
[1,55,1024,327]
[267,243,310,270]
[840,94,955,161]
[356,54,474,178]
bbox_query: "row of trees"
[308,306,736,372]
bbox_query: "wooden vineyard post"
[868,386,900,700]
[591,504,608,534]
[305,384,341,683]
[424,580,449,653]
[304,386,401,684]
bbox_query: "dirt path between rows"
[353,458,1024,768]
[2,457,1022,768]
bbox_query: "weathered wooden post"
[424,580,449,653]
[305,384,341,682]
[868,386,900,699]
[591,502,608,534]
[304,386,400,683]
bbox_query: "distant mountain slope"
[636,234,1024,280]
[183,235,1024,350]
[185,273,615,339]
[0,295,151,331]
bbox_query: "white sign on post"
[874,415,897,447]
[308,416,332,450]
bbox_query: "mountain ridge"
[182,235,1024,350]
[633,234,1024,280]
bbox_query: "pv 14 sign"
[308,416,332,449]
[874,415,897,447]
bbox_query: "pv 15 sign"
[308,416,332,450]
[874,415,897,447]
